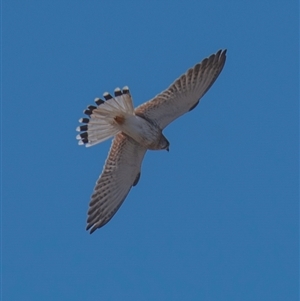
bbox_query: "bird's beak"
[166,147,169,152]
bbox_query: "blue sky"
[2,1,298,300]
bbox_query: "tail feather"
[76,86,134,147]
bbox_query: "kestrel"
[76,49,227,233]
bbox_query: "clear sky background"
[2,1,298,300]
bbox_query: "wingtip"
[220,49,227,58]
[213,49,227,64]
[89,227,97,234]
[220,49,227,63]
[86,223,97,234]
[215,49,227,57]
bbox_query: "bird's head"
[159,134,170,152]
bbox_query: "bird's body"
[76,49,227,233]
[115,114,168,150]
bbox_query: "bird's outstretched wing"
[86,133,147,233]
[135,49,226,129]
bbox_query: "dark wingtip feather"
[86,222,98,234]
[89,227,97,234]
[218,49,227,61]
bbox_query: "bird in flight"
[76,49,227,233]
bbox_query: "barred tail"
[76,86,134,147]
